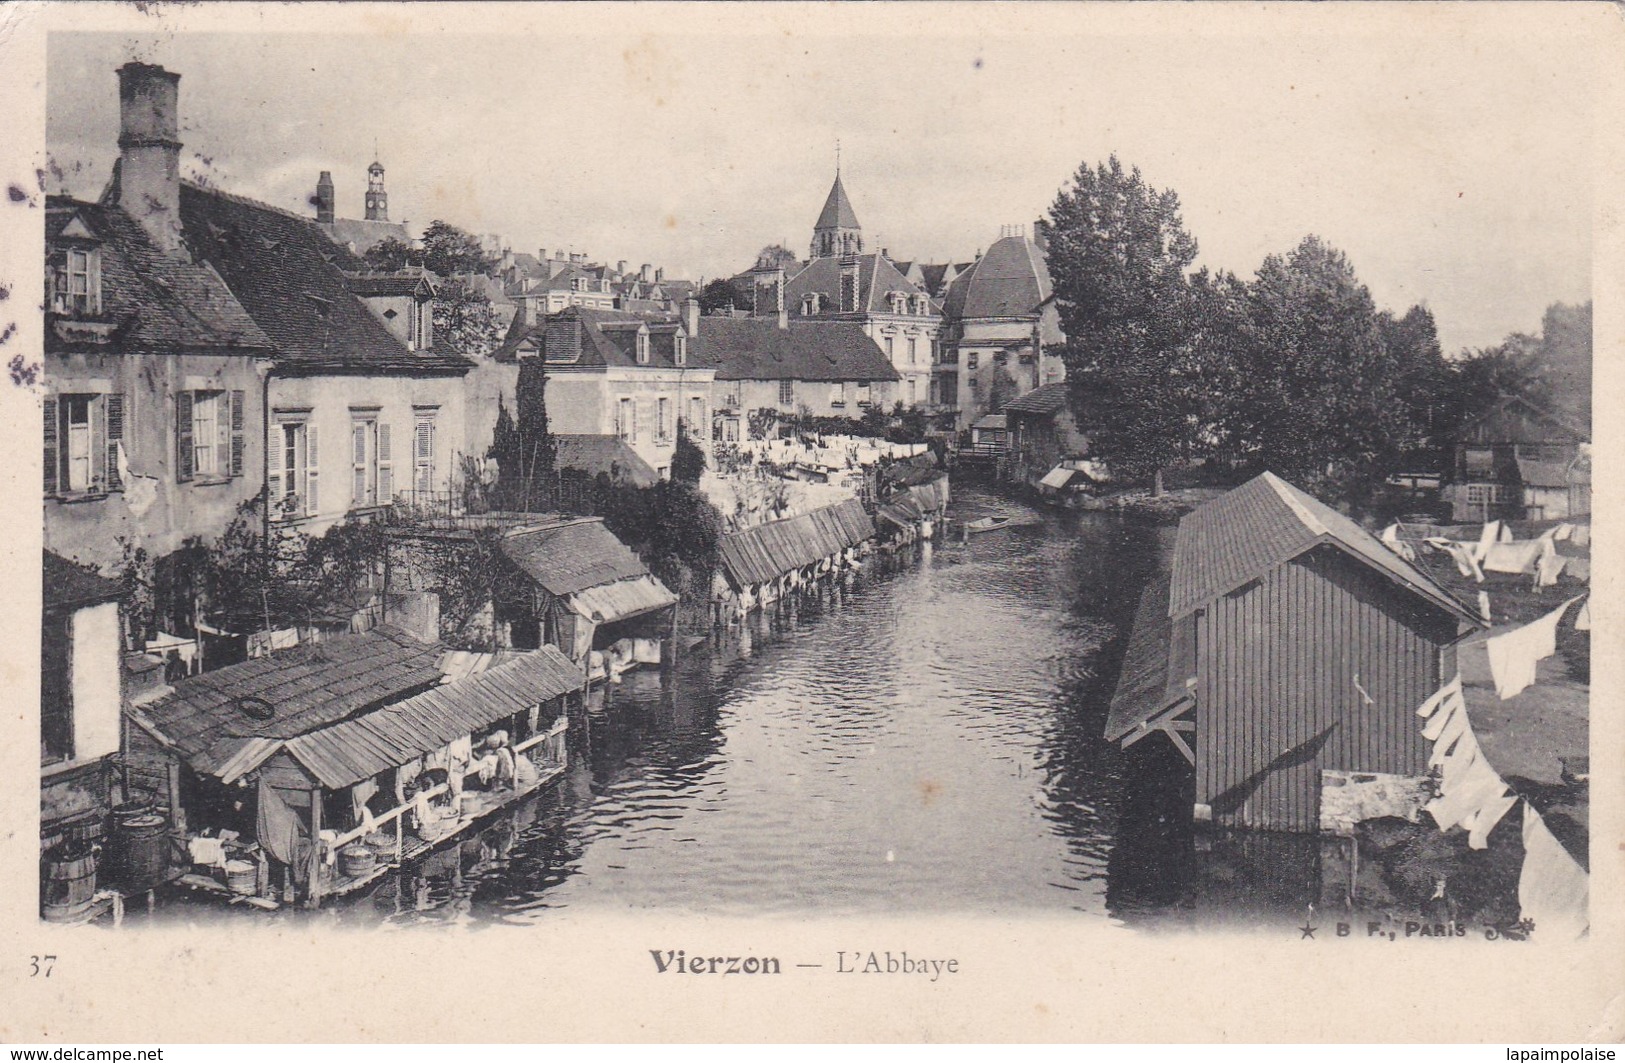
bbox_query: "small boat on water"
[962,513,1042,535]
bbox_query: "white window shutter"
[305,424,320,516]
[377,422,393,503]
[352,422,367,505]
[267,423,284,510]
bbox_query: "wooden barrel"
[112,813,169,892]
[224,859,256,896]
[41,845,97,916]
[339,844,377,880]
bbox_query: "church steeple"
[365,159,389,222]
[810,166,862,260]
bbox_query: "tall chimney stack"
[116,62,184,253]
[682,296,700,338]
[315,171,336,224]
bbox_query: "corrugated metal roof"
[138,626,446,777]
[276,648,585,789]
[569,575,678,624]
[1168,472,1477,624]
[500,519,652,596]
[719,499,876,587]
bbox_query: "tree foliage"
[418,220,496,277]
[699,277,750,315]
[1046,156,1203,481]
[432,275,504,358]
[489,359,556,508]
[671,420,707,484]
[362,237,418,272]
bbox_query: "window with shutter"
[64,396,94,492]
[377,422,393,504]
[352,421,370,505]
[413,419,434,497]
[267,422,285,512]
[43,396,59,495]
[176,391,194,482]
[229,390,245,478]
[104,394,124,490]
[304,424,320,516]
[191,391,221,478]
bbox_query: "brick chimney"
[1032,218,1049,251]
[315,171,336,224]
[752,263,788,330]
[116,62,184,252]
[616,259,628,275]
[683,296,700,337]
[640,263,653,283]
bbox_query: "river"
[329,483,1241,928]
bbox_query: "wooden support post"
[306,788,323,909]
[395,808,403,865]
[166,756,185,835]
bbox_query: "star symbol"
[1299,922,1318,940]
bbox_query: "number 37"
[30,955,57,977]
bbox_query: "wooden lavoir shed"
[124,626,583,908]
[1107,472,1481,833]
[715,498,876,616]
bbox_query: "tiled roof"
[44,197,273,354]
[814,174,861,231]
[1003,382,1071,417]
[718,499,876,587]
[500,518,654,596]
[918,263,953,293]
[42,550,122,612]
[179,183,470,373]
[496,306,706,370]
[697,317,898,382]
[555,434,660,486]
[275,648,585,789]
[136,625,447,778]
[943,235,1053,321]
[321,217,411,257]
[784,253,934,318]
[343,268,435,297]
[1167,472,1478,623]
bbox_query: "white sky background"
[42,5,1597,356]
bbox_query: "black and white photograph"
[3,0,1620,1045]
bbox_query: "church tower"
[365,159,389,221]
[810,171,862,260]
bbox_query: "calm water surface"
[338,485,1186,927]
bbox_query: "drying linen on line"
[1535,538,1567,587]
[1427,539,1485,582]
[1426,751,1507,833]
[1519,803,1588,942]
[1465,790,1519,850]
[1417,676,1464,720]
[188,836,227,868]
[1575,600,1590,631]
[1481,540,1544,575]
[1484,595,1583,699]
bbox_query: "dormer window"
[50,247,102,316]
[801,294,819,315]
[889,292,907,314]
[913,295,929,316]
[636,331,651,364]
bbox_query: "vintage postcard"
[0,0,1620,1044]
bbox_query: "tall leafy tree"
[419,220,497,277]
[1046,156,1205,483]
[490,359,556,509]
[698,277,749,315]
[671,421,706,484]
[1226,236,1414,498]
[362,236,418,272]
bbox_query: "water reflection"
[315,485,1345,930]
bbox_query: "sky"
[41,5,1601,356]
